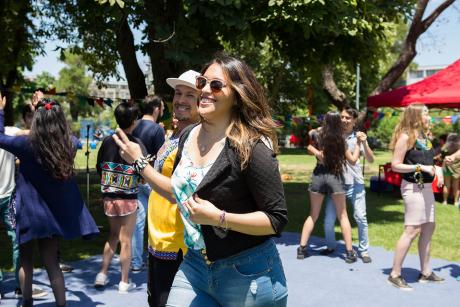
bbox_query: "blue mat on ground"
[1,232,459,306]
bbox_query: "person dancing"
[0,96,99,307]
[113,53,288,306]
[94,102,146,293]
[297,111,360,263]
[387,104,444,291]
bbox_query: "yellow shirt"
[148,146,187,259]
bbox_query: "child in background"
[94,102,148,293]
[441,133,460,205]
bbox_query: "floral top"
[171,126,222,250]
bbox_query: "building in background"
[406,65,447,85]
[88,81,131,99]
[89,61,155,99]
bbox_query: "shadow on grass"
[279,148,307,155]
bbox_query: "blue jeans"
[131,184,151,269]
[324,183,369,254]
[0,195,19,289]
[166,239,288,307]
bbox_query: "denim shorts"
[166,239,288,307]
[309,165,345,195]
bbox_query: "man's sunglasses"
[195,76,227,93]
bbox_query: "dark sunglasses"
[195,76,227,93]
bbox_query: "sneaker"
[296,246,308,260]
[94,272,109,288]
[130,263,144,273]
[59,262,73,273]
[387,275,413,291]
[361,253,372,264]
[118,281,136,294]
[418,272,445,283]
[14,286,48,299]
[320,248,335,256]
[442,201,448,205]
[345,250,357,264]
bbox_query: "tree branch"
[371,0,455,95]
[322,65,347,108]
[422,0,455,30]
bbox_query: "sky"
[26,1,460,81]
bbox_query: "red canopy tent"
[367,59,460,109]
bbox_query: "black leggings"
[19,237,66,307]
[148,250,183,307]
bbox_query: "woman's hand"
[184,194,222,226]
[31,90,44,109]
[445,155,456,165]
[112,128,143,163]
[0,93,6,110]
[357,131,367,143]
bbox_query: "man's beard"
[174,113,190,121]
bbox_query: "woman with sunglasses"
[297,112,360,263]
[387,104,444,291]
[113,53,288,306]
[0,96,99,307]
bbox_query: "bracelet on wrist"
[218,210,229,231]
[133,154,156,173]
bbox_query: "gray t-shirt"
[343,131,364,185]
[0,126,20,198]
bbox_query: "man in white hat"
[146,70,201,307]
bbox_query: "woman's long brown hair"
[201,53,279,169]
[389,104,426,151]
[29,100,75,181]
[319,112,347,176]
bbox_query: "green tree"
[80,0,455,113]
[0,1,45,125]
[35,72,56,90]
[45,0,148,99]
[56,51,92,120]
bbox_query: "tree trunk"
[269,65,284,110]
[1,2,30,125]
[143,0,185,98]
[371,0,455,95]
[116,16,148,100]
[70,100,79,121]
[322,65,348,109]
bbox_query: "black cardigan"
[173,124,288,261]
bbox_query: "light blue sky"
[27,1,460,81]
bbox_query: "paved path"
[1,232,459,306]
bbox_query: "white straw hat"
[166,70,200,90]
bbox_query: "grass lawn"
[1,146,459,273]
